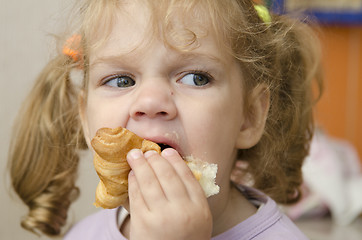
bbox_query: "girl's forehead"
[86,0,227,60]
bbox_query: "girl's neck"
[211,184,257,236]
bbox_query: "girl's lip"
[143,135,183,156]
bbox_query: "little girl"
[8,0,322,239]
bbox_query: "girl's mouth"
[158,143,172,151]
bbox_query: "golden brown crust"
[91,127,160,208]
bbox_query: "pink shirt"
[65,185,308,240]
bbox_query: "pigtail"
[234,1,323,204]
[248,15,323,204]
[8,54,87,236]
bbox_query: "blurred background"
[1,1,100,239]
[1,0,361,239]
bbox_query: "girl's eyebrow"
[90,55,132,68]
[176,53,227,66]
[90,51,227,68]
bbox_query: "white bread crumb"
[185,156,220,197]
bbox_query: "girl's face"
[80,1,263,201]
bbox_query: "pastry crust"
[91,127,160,208]
[92,127,219,209]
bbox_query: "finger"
[145,150,189,202]
[127,149,165,206]
[128,169,149,212]
[161,149,205,201]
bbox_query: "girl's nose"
[129,79,177,120]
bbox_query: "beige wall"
[0,1,99,239]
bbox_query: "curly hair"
[8,55,88,235]
[7,0,322,236]
[223,1,323,204]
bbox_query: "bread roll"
[92,127,219,209]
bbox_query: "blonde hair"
[8,55,87,236]
[8,0,322,236]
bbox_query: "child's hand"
[127,148,212,240]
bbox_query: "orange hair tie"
[62,34,82,62]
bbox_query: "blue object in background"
[269,0,362,25]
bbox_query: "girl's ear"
[78,90,92,148]
[236,84,270,149]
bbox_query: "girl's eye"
[104,75,135,88]
[179,72,211,86]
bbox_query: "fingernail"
[161,148,177,157]
[128,149,142,159]
[144,150,158,158]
